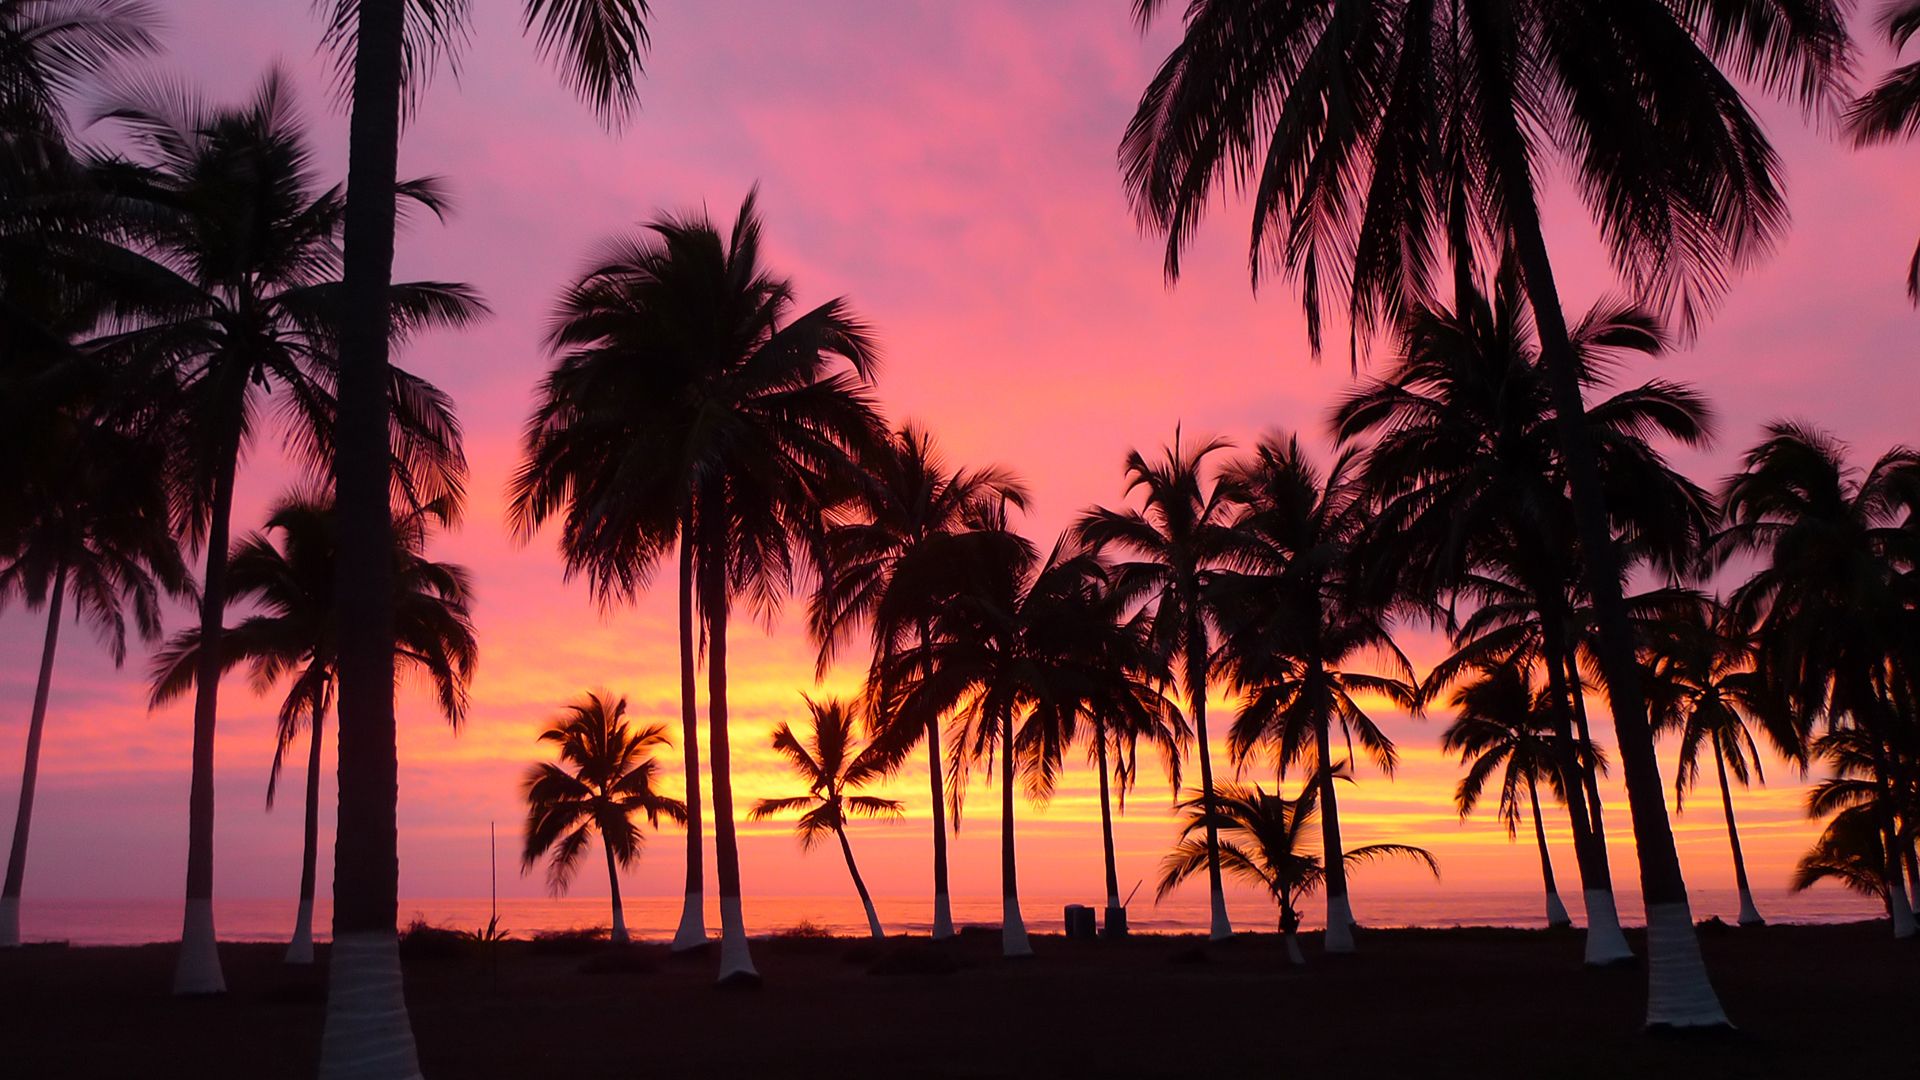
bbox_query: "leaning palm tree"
[89,71,478,995]
[1074,429,1243,940]
[749,697,903,941]
[1847,1,1920,302]
[1158,774,1437,965]
[315,1,652,1067]
[513,191,882,985]
[522,691,686,945]
[809,424,1028,940]
[1441,662,1589,929]
[1,418,187,947]
[147,492,476,963]
[1123,0,1851,1028]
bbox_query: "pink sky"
[2,3,1916,922]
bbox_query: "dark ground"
[1,920,1911,1078]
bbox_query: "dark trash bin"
[1064,904,1097,940]
[1103,905,1128,938]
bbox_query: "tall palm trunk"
[1506,192,1727,1027]
[1187,620,1231,940]
[319,0,422,1072]
[1540,607,1630,963]
[1316,719,1355,954]
[1,560,65,948]
[834,823,884,940]
[287,691,327,964]
[999,702,1031,957]
[1096,731,1121,911]
[704,556,758,984]
[175,441,238,995]
[670,530,706,952]
[1527,772,1571,928]
[602,829,629,945]
[1710,741,1763,927]
[921,623,954,940]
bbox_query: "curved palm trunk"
[705,560,758,985]
[1,561,66,948]
[671,532,707,952]
[1508,196,1727,1027]
[834,823,884,940]
[602,835,629,945]
[1710,742,1762,927]
[175,443,239,995]
[319,0,422,1072]
[1540,617,1631,964]
[287,695,327,964]
[922,625,954,941]
[1528,773,1571,929]
[1187,627,1232,941]
[999,704,1031,958]
[1096,733,1121,911]
[1316,721,1355,954]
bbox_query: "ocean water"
[9,886,1885,946]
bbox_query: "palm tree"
[1074,429,1243,940]
[513,191,882,985]
[1714,423,1920,939]
[1158,774,1436,965]
[1212,435,1417,953]
[147,492,476,963]
[749,697,903,941]
[1,418,187,948]
[1792,804,1895,904]
[1123,0,1851,1028]
[1848,1,1920,302]
[522,691,686,945]
[0,0,156,149]
[809,424,1028,940]
[1803,727,1920,911]
[88,71,478,995]
[316,0,652,1067]
[1441,662,1587,929]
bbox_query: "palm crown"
[521,691,686,894]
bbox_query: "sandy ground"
[1,920,1911,1078]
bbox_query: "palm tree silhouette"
[1801,728,1920,909]
[89,71,478,995]
[1075,429,1242,940]
[515,190,882,985]
[809,424,1028,939]
[749,697,903,941]
[148,493,476,963]
[1847,1,1920,301]
[1158,773,1436,965]
[522,692,687,945]
[0,0,156,148]
[314,0,651,1065]
[1442,662,1596,929]
[1123,0,1852,1028]
[1,418,187,948]
[1213,435,1416,953]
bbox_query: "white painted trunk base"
[859,895,885,940]
[1545,890,1571,928]
[610,901,630,945]
[1207,886,1234,941]
[1323,894,1355,953]
[318,932,424,1080]
[1581,889,1635,965]
[931,890,955,940]
[173,898,226,994]
[1735,887,1764,928]
[716,895,758,983]
[1888,875,1917,940]
[1002,894,1032,957]
[0,895,18,947]
[1284,934,1305,966]
[1644,901,1731,1029]
[670,890,708,951]
[286,897,316,964]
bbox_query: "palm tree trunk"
[1711,741,1763,927]
[1188,624,1232,940]
[319,0,422,1072]
[1871,759,1917,939]
[922,624,954,941]
[834,824,884,940]
[1316,720,1355,954]
[1539,610,1631,964]
[602,834,629,945]
[999,703,1031,957]
[1528,772,1571,929]
[1565,664,1608,839]
[287,691,327,964]
[1096,732,1121,911]
[1,560,66,948]
[1506,194,1726,1027]
[670,529,706,952]
[704,557,758,984]
[175,441,238,996]
[1905,841,1919,911]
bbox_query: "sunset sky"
[2,2,1916,924]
